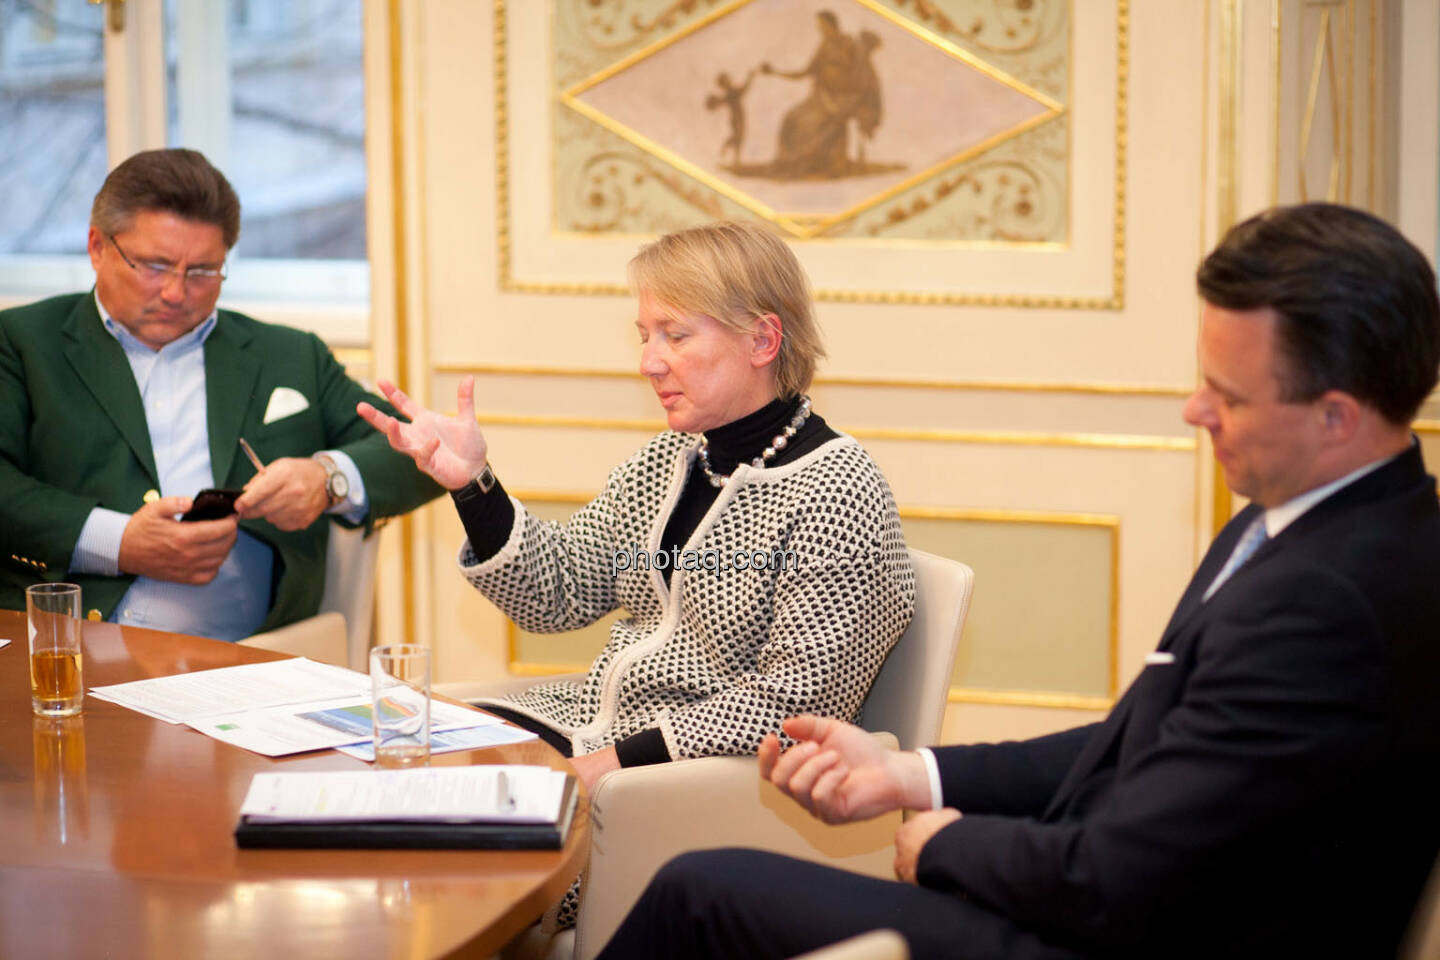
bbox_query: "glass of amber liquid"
[27,583,83,717]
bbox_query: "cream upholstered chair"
[790,930,909,960]
[447,549,973,960]
[239,610,349,664]
[240,522,380,670]
[1402,852,1440,960]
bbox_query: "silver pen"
[238,437,266,473]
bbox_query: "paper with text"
[89,658,370,725]
[239,765,568,823]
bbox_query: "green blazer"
[0,293,441,632]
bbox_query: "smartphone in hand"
[181,488,242,522]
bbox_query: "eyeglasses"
[107,235,227,288]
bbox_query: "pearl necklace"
[697,396,812,489]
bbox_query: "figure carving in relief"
[705,70,756,167]
[719,10,900,181]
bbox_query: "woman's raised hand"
[357,375,489,490]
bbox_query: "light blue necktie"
[1203,515,1270,602]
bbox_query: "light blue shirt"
[69,293,368,641]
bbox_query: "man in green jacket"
[0,148,440,641]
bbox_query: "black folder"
[234,774,580,851]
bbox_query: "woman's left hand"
[570,746,621,792]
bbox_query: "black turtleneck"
[657,395,835,585]
[450,394,838,767]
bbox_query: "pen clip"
[496,770,515,810]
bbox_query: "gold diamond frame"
[559,0,1066,240]
[495,0,1129,309]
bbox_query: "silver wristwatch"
[314,454,349,506]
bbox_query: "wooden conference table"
[0,611,589,959]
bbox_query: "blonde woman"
[360,220,913,836]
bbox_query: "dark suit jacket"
[0,293,441,632]
[917,444,1440,958]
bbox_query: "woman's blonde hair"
[628,221,826,398]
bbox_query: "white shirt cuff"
[318,449,369,523]
[916,747,944,811]
[70,507,131,577]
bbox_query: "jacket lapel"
[203,312,262,487]
[1047,505,1272,816]
[1155,504,1264,651]
[60,294,159,485]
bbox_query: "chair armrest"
[240,612,348,666]
[790,930,909,960]
[573,733,902,960]
[434,672,587,703]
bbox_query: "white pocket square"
[1144,651,1176,666]
[262,386,310,424]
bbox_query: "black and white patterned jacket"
[459,430,916,759]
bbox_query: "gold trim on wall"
[1366,0,1375,207]
[494,0,1130,309]
[332,347,373,370]
[436,362,1195,397]
[471,411,1195,452]
[1217,0,1242,237]
[388,0,417,646]
[501,492,1120,711]
[1271,0,1281,204]
[899,504,1120,708]
[948,689,1114,710]
[1212,0,1244,537]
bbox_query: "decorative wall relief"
[554,0,1069,243]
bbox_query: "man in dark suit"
[597,204,1440,959]
[0,148,439,640]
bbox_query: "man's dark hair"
[1197,202,1440,425]
[90,148,241,249]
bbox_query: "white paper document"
[239,764,568,824]
[187,687,503,758]
[89,657,370,725]
[334,722,539,762]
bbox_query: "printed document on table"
[187,687,503,758]
[239,764,569,824]
[88,658,372,724]
[335,722,539,762]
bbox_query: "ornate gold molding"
[494,0,1129,310]
[388,0,416,646]
[437,361,1194,397]
[899,504,1120,706]
[471,410,1195,452]
[332,347,373,371]
[1212,0,1244,536]
[1271,0,1281,203]
[560,0,1065,241]
[948,689,1113,710]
